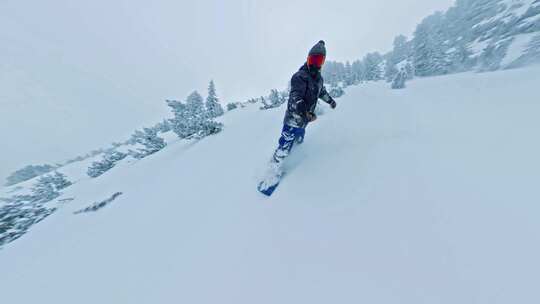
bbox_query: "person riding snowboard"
[272,40,337,163]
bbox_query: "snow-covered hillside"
[1,66,539,303]
[468,0,540,67]
[323,0,540,91]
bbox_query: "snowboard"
[257,160,283,196]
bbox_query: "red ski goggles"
[307,54,326,68]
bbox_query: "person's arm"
[288,73,308,118]
[318,86,337,109]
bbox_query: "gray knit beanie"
[308,40,326,56]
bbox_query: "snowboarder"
[273,40,337,162]
[258,40,337,196]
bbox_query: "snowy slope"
[1,67,540,303]
[465,0,540,69]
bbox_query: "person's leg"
[273,125,299,163]
[295,127,306,144]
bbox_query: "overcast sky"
[0,0,455,182]
[2,0,455,102]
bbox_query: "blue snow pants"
[273,124,305,163]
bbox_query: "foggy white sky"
[2,0,455,102]
[0,0,455,182]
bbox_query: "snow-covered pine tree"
[362,52,384,81]
[510,34,540,67]
[0,172,71,247]
[226,102,238,111]
[31,177,61,203]
[154,119,172,133]
[344,61,354,86]
[391,68,408,89]
[189,91,223,138]
[329,83,345,98]
[413,12,450,76]
[385,35,412,81]
[385,64,399,83]
[25,171,71,203]
[261,89,286,110]
[525,34,540,60]
[46,172,72,191]
[0,194,56,248]
[106,150,128,163]
[446,42,473,73]
[351,60,364,84]
[257,96,269,109]
[4,164,57,186]
[321,61,346,86]
[167,91,222,139]
[87,151,126,178]
[478,39,513,71]
[87,158,113,178]
[205,80,224,118]
[166,99,189,138]
[129,127,166,159]
[404,61,414,80]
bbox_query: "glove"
[306,112,317,122]
[329,99,337,109]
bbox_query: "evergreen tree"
[226,103,238,111]
[0,172,71,247]
[129,127,166,159]
[351,60,365,83]
[31,177,60,203]
[321,61,344,86]
[269,91,281,108]
[87,158,114,178]
[525,34,540,59]
[446,43,473,72]
[0,194,56,248]
[344,61,354,85]
[106,150,128,163]
[404,62,414,80]
[87,151,126,178]
[385,63,399,83]
[205,80,224,118]
[391,68,408,89]
[154,119,172,133]
[166,99,187,137]
[261,89,286,110]
[5,164,57,186]
[44,172,72,191]
[413,12,450,76]
[385,35,412,81]
[167,91,223,139]
[329,83,345,98]
[478,39,512,71]
[511,34,540,67]
[363,52,384,81]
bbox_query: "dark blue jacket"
[284,64,333,128]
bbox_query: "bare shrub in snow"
[74,192,123,214]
